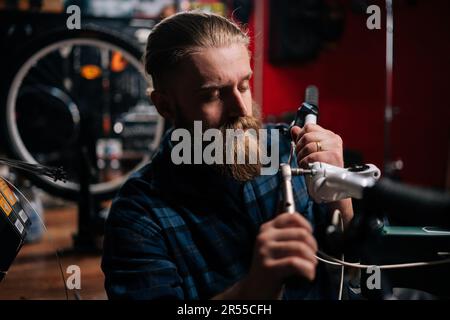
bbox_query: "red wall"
[391,1,450,189]
[251,0,450,189]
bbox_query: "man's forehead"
[179,44,252,88]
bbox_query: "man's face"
[157,43,263,181]
[169,43,255,129]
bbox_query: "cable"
[317,255,343,266]
[337,211,344,300]
[338,257,345,300]
[0,158,67,182]
[328,209,345,300]
[316,250,450,270]
[55,249,69,300]
[287,141,295,166]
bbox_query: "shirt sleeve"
[101,180,184,300]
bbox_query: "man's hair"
[144,11,250,90]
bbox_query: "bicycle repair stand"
[342,212,396,300]
[72,145,103,254]
[62,143,104,256]
[326,198,450,300]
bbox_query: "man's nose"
[226,88,248,118]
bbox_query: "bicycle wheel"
[0,26,165,201]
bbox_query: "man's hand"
[291,124,344,169]
[290,123,353,225]
[213,213,318,300]
[245,213,318,299]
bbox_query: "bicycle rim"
[5,35,165,199]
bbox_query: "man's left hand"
[291,124,344,169]
[291,123,353,225]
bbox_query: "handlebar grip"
[363,178,450,227]
[293,102,318,128]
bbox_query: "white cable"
[323,210,345,300]
[317,255,342,266]
[287,141,295,166]
[316,250,450,270]
[337,211,345,300]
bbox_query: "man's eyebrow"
[199,72,253,90]
[242,71,253,80]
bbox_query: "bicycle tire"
[0,25,164,201]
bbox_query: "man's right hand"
[212,212,318,300]
[244,212,318,299]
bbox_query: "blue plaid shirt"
[101,125,333,300]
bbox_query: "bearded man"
[101,11,352,300]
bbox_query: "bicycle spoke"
[4,33,163,199]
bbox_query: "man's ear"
[150,89,175,122]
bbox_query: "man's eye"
[239,85,250,93]
[239,81,250,93]
[202,89,220,101]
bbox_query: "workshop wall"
[251,0,450,189]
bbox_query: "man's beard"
[174,102,263,182]
[217,108,262,181]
